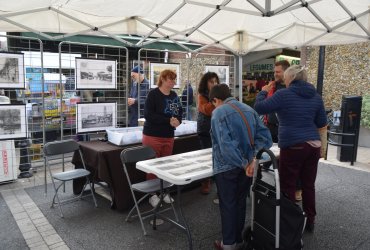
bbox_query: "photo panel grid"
[149,63,180,89]
[75,58,117,89]
[205,65,230,85]
[0,104,27,140]
[76,102,116,133]
[0,52,25,89]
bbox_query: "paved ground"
[0,145,369,250]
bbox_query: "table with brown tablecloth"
[72,134,201,211]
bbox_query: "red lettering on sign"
[2,150,8,175]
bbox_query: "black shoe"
[305,223,315,232]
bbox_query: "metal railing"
[325,130,358,166]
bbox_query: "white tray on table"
[106,120,197,146]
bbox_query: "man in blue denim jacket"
[209,84,272,250]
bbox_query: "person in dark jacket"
[181,81,194,120]
[128,66,149,127]
[197,72,219,194]
[254,65,327,232]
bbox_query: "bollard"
[18,139,33,178]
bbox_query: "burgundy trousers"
[142,134,174,180]
[279,142,321,224]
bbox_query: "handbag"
[226,103,255,177]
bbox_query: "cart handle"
[255,148,278,170]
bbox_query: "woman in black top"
[142,69,182,207]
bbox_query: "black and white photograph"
[205,65,229,85]
[75,58,117,89]
[150,63,180,89]
[0,104,27,140]
[0,52,25,89]
[77,102,116,133]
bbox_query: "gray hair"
[284,65,308,82]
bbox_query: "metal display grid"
[138,49,236,121]
[57,42,129,141]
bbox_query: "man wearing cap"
[128,66,149,127]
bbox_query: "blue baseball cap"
[131,65,144,74]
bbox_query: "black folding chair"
[120,145,177,235]
[43,139,97,217]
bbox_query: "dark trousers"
[198,134,212,149]
[215,168,251,245]
[279,143,321,224]
[266,123,278,143]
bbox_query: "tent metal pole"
[245,23,295,53]
[247,0,266,14]
[0,16,55,40]
[186,0,231,37]
[0,7,49,18]
[137,1,186,46]
[316,46,325,96]
[238,56,243,102]
[336,0,370,37]
[52,29,94,40]
[186,0,260,16]
[265,0,271,13]
[273,0,300,15]
[51,7,134,47]
[275,0,322,15]
[195,30,237,54]
[304,2,332,32]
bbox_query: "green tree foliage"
[361,95,370,129]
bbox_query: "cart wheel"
[240,226,253,250]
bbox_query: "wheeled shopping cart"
[242,148,306,250]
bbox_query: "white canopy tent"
[0,0,369,54]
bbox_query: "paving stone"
[49,241,68,249]
[16,217,33,226]
[23,230,42,240]
[30,243,49,250]
[52,244,70,250]
[43,233,63,246]
[10,205,26,214]
[29,211,45,220]
[40,229,57,238]
[13,211,29,221]
[25,235,44,245]
[28,239,48,249]
[22,202,38,209]
[32,217,50,226]
[19,223,37,234]
[37,224,54,233]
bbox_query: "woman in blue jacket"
[254,65,327,232]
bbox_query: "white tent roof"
[0,0,369,54]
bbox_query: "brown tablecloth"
[72,134,200,211]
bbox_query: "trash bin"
[337,96,362,162]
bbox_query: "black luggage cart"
[242,148,306,250]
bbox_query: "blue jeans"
[215,168,251,245]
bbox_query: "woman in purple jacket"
[254,65,327,232]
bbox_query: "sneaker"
[295,190,302,202]
[149,194,161,208]
[163,194,174,204]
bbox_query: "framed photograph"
[76,102,116,133]
[0,52,25,89]
[0,104,27,140]
[149,63,180,89]
[75,58,117,89]
[205,65,230,85]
